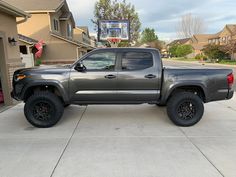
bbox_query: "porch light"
[8,37,17,46]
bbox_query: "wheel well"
[168,86,206,102]
[23,85,64,103]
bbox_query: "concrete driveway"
[0,95,236,177]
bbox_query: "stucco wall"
[0,11,24,105]
[17,13,80,64]
[17,13,51,41]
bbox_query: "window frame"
[53,19,59,32]
[67,23,72,38]
[120,51,154,71]
[80,51,118,72]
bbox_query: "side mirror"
[75,62,86,72]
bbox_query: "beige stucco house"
[0,0,30,106]
[208,24,236,60]
[6,0,94,64]
[190,34,215,56]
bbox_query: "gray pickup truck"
[11,48,234,128]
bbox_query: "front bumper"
[11,91,21,101]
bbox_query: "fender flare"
[160,82,208,104]
[21,80,69,103]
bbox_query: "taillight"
[227,73,234,88]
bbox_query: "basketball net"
[107,37,122,48]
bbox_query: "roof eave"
[0,1,31,18]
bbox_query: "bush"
[175,45,193,57]
[203,44,228,60]
[195,54,207,60]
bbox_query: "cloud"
[67,0,236,41]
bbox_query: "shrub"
[175,45,193,57]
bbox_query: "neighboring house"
[18,34,38,67]
[208,25,236,45]
[168,38,191,46]
[90,36,97,48]
[73,26,94,55]
[0,0,30,106]
[6,0,95,64]
[74,26,91,45]
[190,34,215,56]
[208,24,236,60]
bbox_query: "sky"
[67,0,236,41]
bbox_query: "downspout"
[17,16,29,24]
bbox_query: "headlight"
[14,74,27,82]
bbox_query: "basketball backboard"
[98,20,130,42]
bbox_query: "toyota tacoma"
[11,48,234,128]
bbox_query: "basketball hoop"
[107,37,122,48]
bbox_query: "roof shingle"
[5,0,64,12]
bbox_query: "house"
[73,26,94,54]
[168,38,191,46]
[0,0,30,106]
[90,36,97,48]
[190,34,215,56]
[208,25,236,45]
[6,0,95,64]
[208,24,236,59]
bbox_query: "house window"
[67,23,72,38]
[20,45,28,54]
[53,19,59,31]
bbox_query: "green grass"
[218,60,236,65]
[168,57,199,61]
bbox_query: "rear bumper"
[227,89,234,99]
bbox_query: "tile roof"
[193,34,215,42]
[5,0,64,11]
[168,38,191,46]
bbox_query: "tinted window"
[122,52,153,70]
[82,52,116,71]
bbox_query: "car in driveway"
[11,48,234,128]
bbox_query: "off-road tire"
[167,92,204,127]
[24,91,64,128]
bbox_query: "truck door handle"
[145,74,156,79]
[105,74,116,79]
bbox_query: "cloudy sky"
[67,0,236,41]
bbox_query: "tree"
[140,28,158,43]
[169,44,179,57]
[175,44,193,57]
[203,44,228,60]
[176,13,206,38]
[169,44,193,57]
[222,39,236,61]
[92,0,141,43]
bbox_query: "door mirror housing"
[75,62,86,72]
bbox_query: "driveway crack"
[50,106,87,177]
[179,127,225,177]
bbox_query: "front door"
[117,51,161,102]
[69,51,118,103]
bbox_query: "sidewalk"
[0,95,236,177]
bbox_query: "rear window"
[122,52,153,70]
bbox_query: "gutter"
[51,32,95,49]
[0,1,31,18]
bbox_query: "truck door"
[69,51,118,103]
[117,51,161,102]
